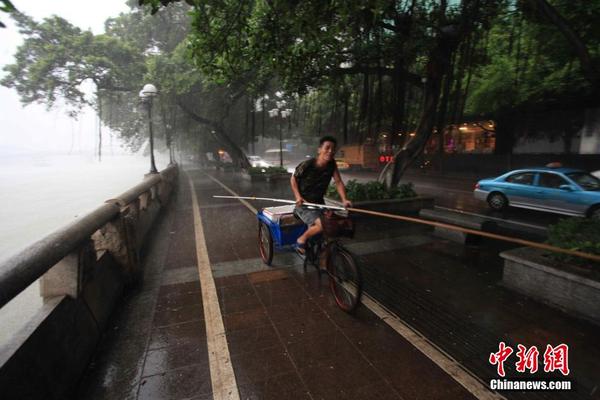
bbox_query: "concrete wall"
[0,165,178,400]
[579,107,600,154]
[500,247,600,326]
[513,136,581,154]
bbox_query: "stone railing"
[0,163,178,400]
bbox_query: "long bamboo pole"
[346,207,600,263]
[212,195,346,211]
[212,195,600,263]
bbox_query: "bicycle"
[257,204,362,313]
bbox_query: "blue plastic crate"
[257,205,306,250]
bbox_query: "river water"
[0,152,170,345]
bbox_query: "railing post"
[39,240,95,300]
[92,200,141,285]
[123,202,141,283]
[139,190,151,210]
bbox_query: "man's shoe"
[318,254,328,272]
[295,241,306,257]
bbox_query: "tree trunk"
[171,108,177,163]
[366,73,374,142]
[449,38,469,124]
[375,65,383,138]
[244,96,249,150]
[494,112,516,156]
[458,39,476,123]
[562,130,573,154]
[381,0,465,187]
[177,99,250,169]
[353,86,361,143]
[359,73,369,144]
[343,91,349,145]
[97,95,102,162]
[318,101,322,136]
[250,97,256,154]
[435,53,455,172]
[332,94,338,135]
[391,58,407,149]
[261,100,265,138]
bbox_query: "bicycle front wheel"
[328,246,362,313]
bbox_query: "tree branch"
[329,66,423,86]
[175,96,218,128]
[377,21,398,32]
[529,0,598,87]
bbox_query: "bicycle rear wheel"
[327,245,362,313]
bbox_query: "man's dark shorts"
[294,206,322,226]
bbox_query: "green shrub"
[547,218,600,267]
[248,166,288,175]
[326,179,417,201]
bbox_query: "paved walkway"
[78,167,600,400]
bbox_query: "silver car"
[247,155,272,168]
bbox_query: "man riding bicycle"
[290,136,352,255]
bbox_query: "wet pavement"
[78,167,600,400]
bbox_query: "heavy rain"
[0,1,599,399]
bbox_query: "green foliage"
[0,0,15,28]
[547,218,600,267]
[139,0,497,95]
[1,12,145,115]
[2,4,255,160]
[326,179,417,202]
[138,0,599,158]
[465,2,599,117]
[248,166,288,175]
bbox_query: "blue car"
[474,167,600,219]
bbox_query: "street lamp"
[139,83,159,174]
[268,103,292,168]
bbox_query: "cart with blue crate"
[257,204,306,265]
[255,202,361,312]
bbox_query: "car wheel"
[589,206,600,221]
[487,192,507,211]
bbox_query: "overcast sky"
[0,0,131,154]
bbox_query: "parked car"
[247,155,272,168]
[474,167,600,218]
[336,159,351,170]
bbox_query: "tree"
[0,0,15,28]
[1,12,145,160]
[463,0,599,155]
[526,0,599,90]
[145,44,252,168]
[2,3,254,166]
[140,0,503,185]
[99,2,254,167]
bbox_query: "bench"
[418,208,496,245]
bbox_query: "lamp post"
[268,102,292,168]
[139,83,158,174]
[165,123,175,165]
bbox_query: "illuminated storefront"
[425,121,496,154]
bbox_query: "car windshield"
[566,172,600,191]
